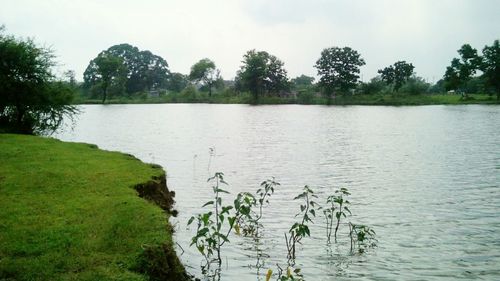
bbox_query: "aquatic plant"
[188,172,255,272]
[285,185,319,262]
[323,187,351,243]
[349,223,377,254]
[188,172,377,280]
[241,178,278,237]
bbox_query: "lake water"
[56,104,500,280]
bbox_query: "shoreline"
[0,134,189,280]
[75,93,499,106]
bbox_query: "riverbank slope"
[0,134,187,280]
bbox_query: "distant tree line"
[80,39,499,103]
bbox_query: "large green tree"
[378,61,415,92]
[87,53,127,103]
[189,58,221,97]
[480,39,500,100]
[443,44,481,93]
[315,46,365,98]
[236,50,289,100]
[84,44,170,95]
[0,27,77,134]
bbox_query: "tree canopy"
[83,44,170,98]
[236,50,289,100]
[189,58,221,96]
[480,40,500,99]
[315,46,365,97]
[443,44,481,92]
[90,53,127,103]
[378,61,415,92]
[0,26,77,134]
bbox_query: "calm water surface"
[56,104,500,280]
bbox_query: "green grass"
[78,92,499,106]
[0,134,186,281]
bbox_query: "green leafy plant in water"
[349,223,377,254]
[285,185,319,262]
[241,178,279,237]
[324,187,351,243]
[188,172,256,272]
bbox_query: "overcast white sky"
[1,0,498,83]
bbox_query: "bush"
[181,85,198,101]
[400,77,430,95]
[0,27,78,135]
[297,90,315,104]
[358,77,387,95]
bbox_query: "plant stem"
[214,176,221,264]
[334,201,342,242]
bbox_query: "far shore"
[76,93,499,106]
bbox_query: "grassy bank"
[0,134,187,280]
[78,93,499,106]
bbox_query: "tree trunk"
[102,85,108,104]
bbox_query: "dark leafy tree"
[480,39,500,100]
[0,26,78,134]
[443,44,481,93]
[85,53,127,103]
[167,72,189,93]
[189,58,221,97]
[378,61,415,92]
[236,49,289,100]
[84,44,170,95]
[315,46,365,98]
[136,50,170,91]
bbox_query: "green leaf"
[197,245,205,254]
[228,216,236,227]
[304,225,311,236]
[221,205,233,214]
[197,227,209,237]
[294,193,306,200]
[202,201,214,207]
[187,216,195,226]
